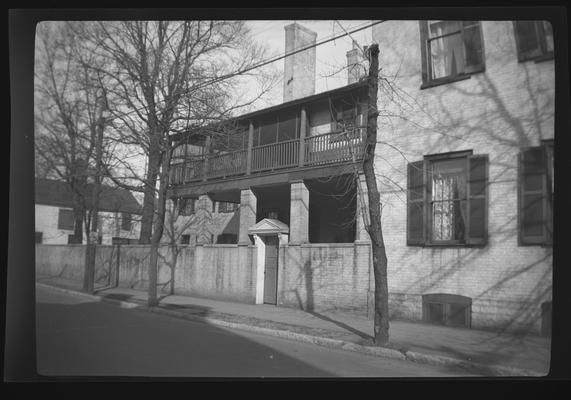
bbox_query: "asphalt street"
[36,285,475,378]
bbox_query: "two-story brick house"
[166,20,554,335]
[371,20,554,334]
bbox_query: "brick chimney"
[346,40,365,84]
[283,22,317,102]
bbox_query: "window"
[217,233,237,244]
[420,21,485,88]
[519,141,553,245]
[513,21,554,62]
[178,198,196,216]
[112,237,130,245]
[218,201,239,213]
[407,152,488,246]
[181,234,191,245]
[57,209,75,230]
[35,232,43,244]
[121,212,132,231]
[67,234,81,244]
[422,294,472,328]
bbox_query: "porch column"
[356,173,371,242]
[202,135,211,182]
[289,180,309,244]
[246,121,254,175]
[238,188,257,245]
[298,107,307,167]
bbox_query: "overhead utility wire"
[109,20,387,122]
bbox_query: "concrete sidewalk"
[35,275,551,377]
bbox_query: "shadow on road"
[35,290,336,378]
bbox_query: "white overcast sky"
[245,20,373,110]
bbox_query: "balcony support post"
[289,180,309,244]
[298,107,307,168]
[238,188,257,245]
[246,121,254,175]
[202,135,211,182]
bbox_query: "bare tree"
[75,20,277,305]
[35,22,112,246]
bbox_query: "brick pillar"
[356,173,370,242]
[238,188,257,245]
[289,180,309,244]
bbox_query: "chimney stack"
[283,22,317,103]
[346,40,365,85]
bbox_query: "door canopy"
[248,218,289,236]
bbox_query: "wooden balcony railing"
[252,138,299,172]
[169,128,365,186]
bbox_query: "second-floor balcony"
[170,128,366,186]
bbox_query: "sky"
[244,20,373,111]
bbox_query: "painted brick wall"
[277,243,371,316]
[174,244,256,303]
[36,243,256,302]
[371,20,554,333]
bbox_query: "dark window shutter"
[419,21,429,85]
[407,160,426,245]
[466,155,488,245]
[519,147,548,245]
[462,21,484,73]
[58,209,75,230]
[513,21,542,61]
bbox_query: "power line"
[108,20,386,123]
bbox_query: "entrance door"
[263,235,279,304]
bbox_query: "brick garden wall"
[36,243,256,303]
[277,243,372,316]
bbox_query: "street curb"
[36,283,545,377]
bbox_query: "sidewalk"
[36,275,551,377]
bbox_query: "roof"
[170,80,369,143]
[248,218,290,236]
[35,178,142,215]
[220,209,240,236]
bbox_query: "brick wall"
[36,243,256,302]
[277,243,371,316]
[371,20,554,333]
[174,244,256,303]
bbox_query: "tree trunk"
[147,145,173,306]
[362,44,390,346]
[83,114,105,294]
[139,141,161,244]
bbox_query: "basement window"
[422,293,472,328]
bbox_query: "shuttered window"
[121,213,132,231]
[407,152,488,246]
[57,209,75,230]
[178,198,196,216]
[519,142,553,245]
[513,21,554,62]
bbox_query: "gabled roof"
[248,218,289,236]
[220,209,240,236]
[35,178,142,215]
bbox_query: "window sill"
[407,242,487,248]
[420,74,472,90]
[519,53,554,64]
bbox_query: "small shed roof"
[247,218,289,236]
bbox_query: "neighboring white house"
[35,178,142,245]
